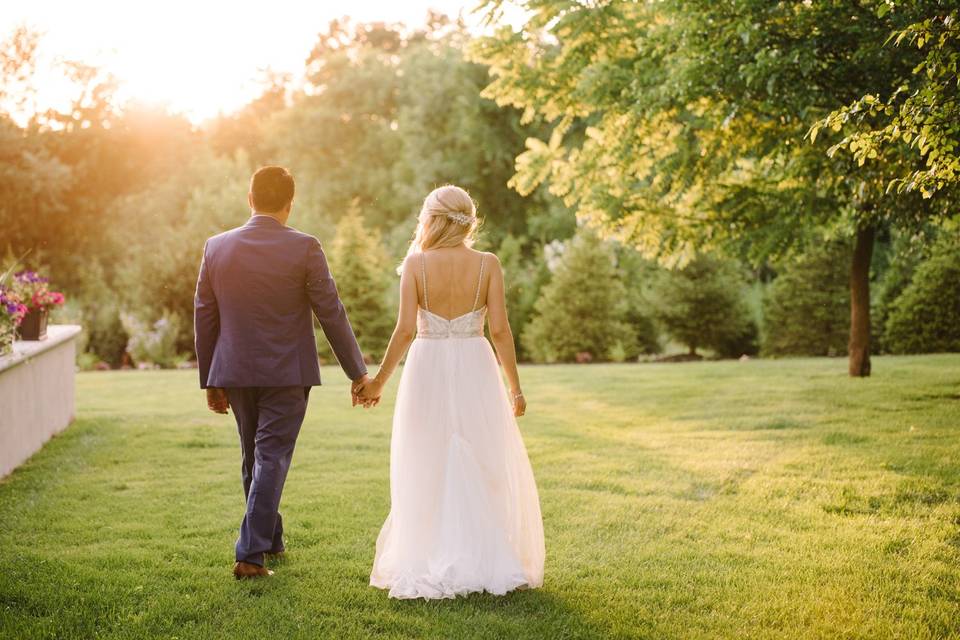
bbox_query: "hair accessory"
[446,211,473,226]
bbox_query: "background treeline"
[0,11,957,369]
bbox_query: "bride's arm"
[486,255,525,417]
[362,257,419,401]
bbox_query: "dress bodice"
[415,251,487,340]
[417,307,487,340]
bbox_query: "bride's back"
[415,246,489,320]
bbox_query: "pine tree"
[522,231,636,363]
[651,254,756,357]
[884,239,960,354]
[326,202,393,361]
[762,242,850,357]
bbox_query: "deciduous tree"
[472,0,956,375]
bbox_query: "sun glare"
[1,0,508,124]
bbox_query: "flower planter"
[1,324,83,478]
[18,309,48,341]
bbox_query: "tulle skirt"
[370,336,545,599]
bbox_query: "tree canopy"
[471,0,960,374]
[813,2,960,199]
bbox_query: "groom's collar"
[246,213,285,227]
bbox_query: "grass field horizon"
[1,355,958,639]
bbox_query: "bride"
[358,185,545,599]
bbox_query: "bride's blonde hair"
[401,185,479,271]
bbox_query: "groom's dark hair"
[250,166,295,213]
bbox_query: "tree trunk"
[848,225,875,377]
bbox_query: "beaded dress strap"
[420,253,429,311]
[472,255,485,312]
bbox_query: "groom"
[194,166,371,579]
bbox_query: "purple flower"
[14,271,48,284]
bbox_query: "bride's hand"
[511,390,525,418]
[359,377,384,407]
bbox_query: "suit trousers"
[225,386,310,566]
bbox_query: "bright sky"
[2,0,515,123]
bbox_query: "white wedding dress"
[370,254,545,599]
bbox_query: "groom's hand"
[358,377,382,407]
[351,374,370,407]
[206,388,230,414]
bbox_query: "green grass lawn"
[1,356,959,639]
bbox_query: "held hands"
[351,374,383,409]
[206,388,230,414]
[359,376,384,407]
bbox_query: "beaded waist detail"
[417,308,486,340]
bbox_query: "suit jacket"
[194,214,367,389]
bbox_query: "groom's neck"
[252,210,289,226]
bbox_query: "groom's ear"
[247,192,255,210]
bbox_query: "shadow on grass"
[226,572,607,639]
[382,587,607,638]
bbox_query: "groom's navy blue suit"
[195,213,366,566]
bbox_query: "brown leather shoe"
[233,561,274,579]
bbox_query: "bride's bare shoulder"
[397,253,422,275]
[473,249,502,270]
